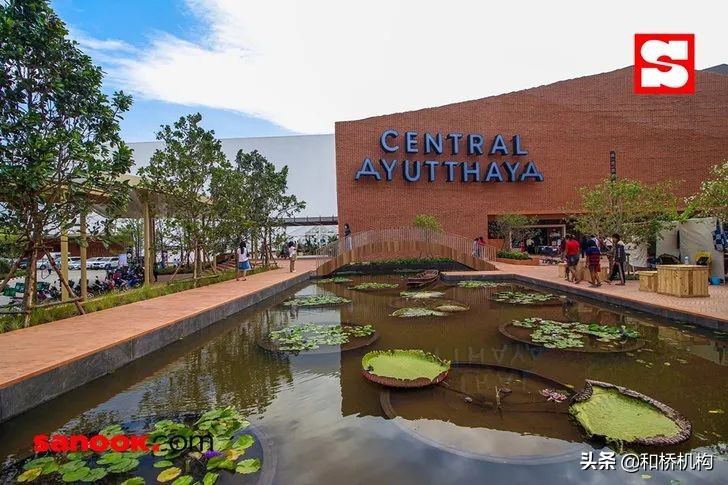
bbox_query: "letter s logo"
[634,34,695,94]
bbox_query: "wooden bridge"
[314,227,497,276]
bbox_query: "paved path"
[0,260,316,390]
[447,262,728,325]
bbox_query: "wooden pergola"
[56,174,171,301]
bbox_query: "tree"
[572,178,679,246]
[412,214,443,233]
[211,150,305,265]
[139,113,225,279]
[490,214,538,250]
[688,160,728,223]
[0,0,133,324]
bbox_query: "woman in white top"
[288,241,297,273]
[236,241,251,281]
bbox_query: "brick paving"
[0,259,316,389]
[447,262,728,325]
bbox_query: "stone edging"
[0,272,312,424]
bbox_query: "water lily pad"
[570,381,690,445]
[120,477,145,485]
[157,467,182,482]
[23,457,55,470]
[80,468,107,482]
[400,290,445,299]
[154,460,174,468]
[17,467,42,482]
[265,323,376,352]
[433,303,469,312]
[106,457,139,473]
[317,277,352,283]
[233,434,255,449]
[390,307,447,318]
[282,295,351,307]
[362,349,451,387]
[99,423,124,437]
[202,472,218,485]
[61,466,91,482]
[492,291,560,305]
[349,282,398,290]
[59,460,86,473]
[457,280,509,288]
[171,475,194,485]
[235,458,262,474]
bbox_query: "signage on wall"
[634,33,695,94]
[354,130,544,184]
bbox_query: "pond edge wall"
[0,271,312,424]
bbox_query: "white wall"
[128,134,336,218]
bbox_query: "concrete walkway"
[0,260,315,421]
[445,262,728,327]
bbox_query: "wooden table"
[656,265,709,297]
[638,271,658,292]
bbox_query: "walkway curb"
[0,271,312,424]
[441,272,728,330]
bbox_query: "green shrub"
[496,250,531,260]
[0,266,272,332]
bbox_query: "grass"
[0,266,272,333]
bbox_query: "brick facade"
[335,67,728,239]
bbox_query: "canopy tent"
[657,217,726,278]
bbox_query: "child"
[585,239,602,287]
[236,241,251,281]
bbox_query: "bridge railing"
[315,227,497,266]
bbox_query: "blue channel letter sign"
[354,130,544,184]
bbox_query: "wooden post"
[143,200,152,286]
[60,228,69,301]
[79,211,88,300]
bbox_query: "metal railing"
[315,227,497,267]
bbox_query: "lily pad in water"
[283,295,351,307]
[457,281,509,288]
[400,291,446,299]
[267,323,376,351]
[317,277,353,283]
[390,307,447,318]
[433,303,470,312]
[349,282,399,290]
[492,291,560,305]
[362,350,451,387]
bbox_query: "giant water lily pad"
[433,303,470,312]
[260,323,377,353]
[282,295,351,307]
[569,380,691,446]
[400,290,446,299]
[349,282,398,290]
[390,307,447,318]
[317,277,353,283]
[457,281,509,288]
[501,318,643,353]
[492,291,562,305]
[362,350,451,387]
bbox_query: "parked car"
[105,257,120,270]
[68,257,82,270]
[18,258,29,269]
[86,257,103,269]
[36,252,62,270]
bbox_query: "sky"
[52,0,727,142]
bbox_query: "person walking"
[236,241,251,281]
[344,223,353,251]
[472,237,479,257]
[564,234,581,283]
[477,236,487,258]
[585,239,602,287]
[609,234,627,285]
[288,241,297,272]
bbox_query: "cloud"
[69,29,136,53]
[79,0,728,134]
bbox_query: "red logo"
[634,34,695,94]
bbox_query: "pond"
[0,274,726,484]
